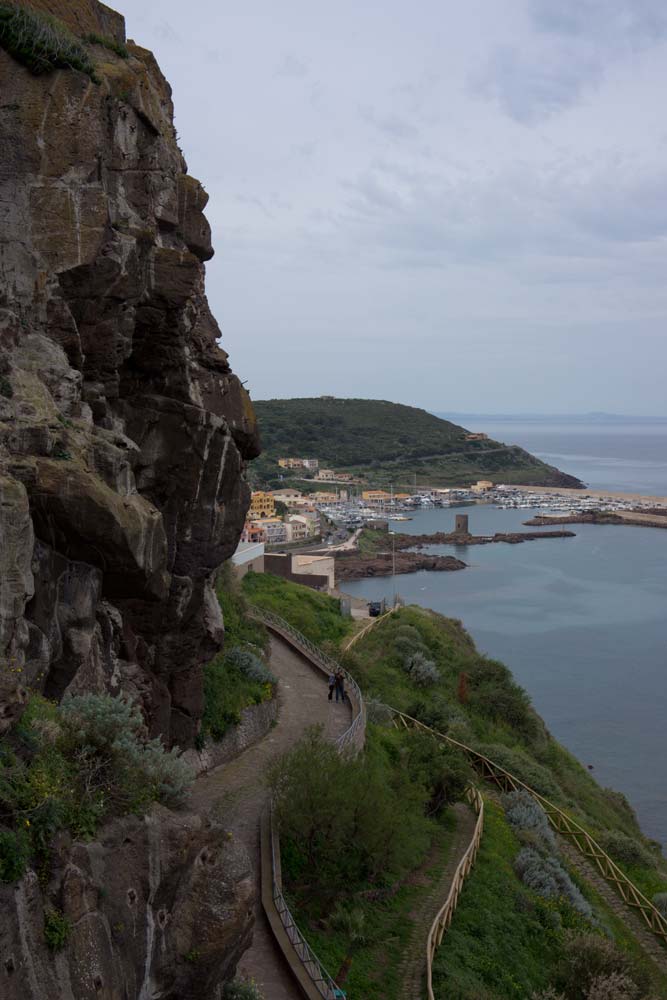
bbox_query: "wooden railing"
[425,785,484,1000]
[249,604,366,998]
[342,607,396,652]
[392,709,667,947]
[247,604,366,754]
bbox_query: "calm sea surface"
[470,418,667,495]
[343,504,667,846]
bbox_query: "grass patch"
[0,3,98,80]
[241,572,354,647]
[431,801,664,999]
[83,32,129,59]
[200,564,273,745]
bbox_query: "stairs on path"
[397,801,477,1000]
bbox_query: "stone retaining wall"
[185,697,278,776]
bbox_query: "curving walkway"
[397,801,476,999]
[188,636,351,998]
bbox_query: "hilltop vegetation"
[251,397,583,488]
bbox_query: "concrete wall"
[264,554,329,591]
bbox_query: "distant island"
[251,396,584,489]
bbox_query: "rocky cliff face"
[0,0,259,748]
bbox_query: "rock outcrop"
[0,805,254,1000]
[0,0,260,747]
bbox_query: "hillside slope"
[252,397,583,488]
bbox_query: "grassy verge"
[200,565,273,745]
[432,801,666,999]
[289,814,456,1000]
[241,571,354,647]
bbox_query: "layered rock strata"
[0,0,259,746]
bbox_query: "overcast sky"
[117,1,667,415]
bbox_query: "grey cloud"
[476,0,667,123]
[274,53,309,78]
[359,105,420,140]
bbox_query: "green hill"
[251,396,583,489]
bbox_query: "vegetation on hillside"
[0,3,98,79]
[241,571,354,647]
[251,397,582,489]
[200,564,274,746]
[271,725,470,998]
[0,690,193,888]
[249,575,667,997]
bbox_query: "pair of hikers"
[327,668,346,703]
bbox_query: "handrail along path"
[248,605,366,998]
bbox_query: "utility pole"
[389,530,396,607]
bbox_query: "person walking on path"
[335,668,346,704]
[328,672,336,701]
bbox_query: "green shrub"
[554,931,649,999]
[223,979,265,1000]
[652,891,667,917]
[60,693,193,810]
[478,743,563,801]
[467,659,538,739]
[0,3,98,80]
[0,828,29,882]
[514,848,593,921]
[44,908,70,951]
[586,972,642,1000]
[271,728,433,901]
[503,789,557,853]
[403,651,440,686]
[596,831,656,870]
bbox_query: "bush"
[223,979,265,1000]
[270,728,432,900]
[652,891,667,917]
[585,972,642,1000]
[467,659,538,739]
[503,789,556,853]
[0,828,29,882]
[59,693,193,811]
[44,908,70,951]
[403,652,440,687]
[365,698,393,725]
[478,744,562,801]
[225,647,276,686]
[596,831,656,870]
[0,3,98,79]
[555,931,649,1000]
[514,848,593,920]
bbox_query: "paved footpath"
[397,801,477,999]
[188,635,351,999]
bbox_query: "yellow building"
[249,491,276,519]
[361,490,392,503]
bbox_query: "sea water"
[343,504,667,847]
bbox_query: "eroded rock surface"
[0,805,254,1000]
[0,0,259,746]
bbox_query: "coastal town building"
[361,490,392,504]
[278,457,319,471]
[270,488,303,502]
[310,491,338,503]
[471,480,494,493]
[285,519,308,542]
[288,513,316,537]
[241,522,267,544]
[316,469,354,482]
[253,517,287,545]
[249,491,275,518]
[231,540,265,578]
[465,432,489,441]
